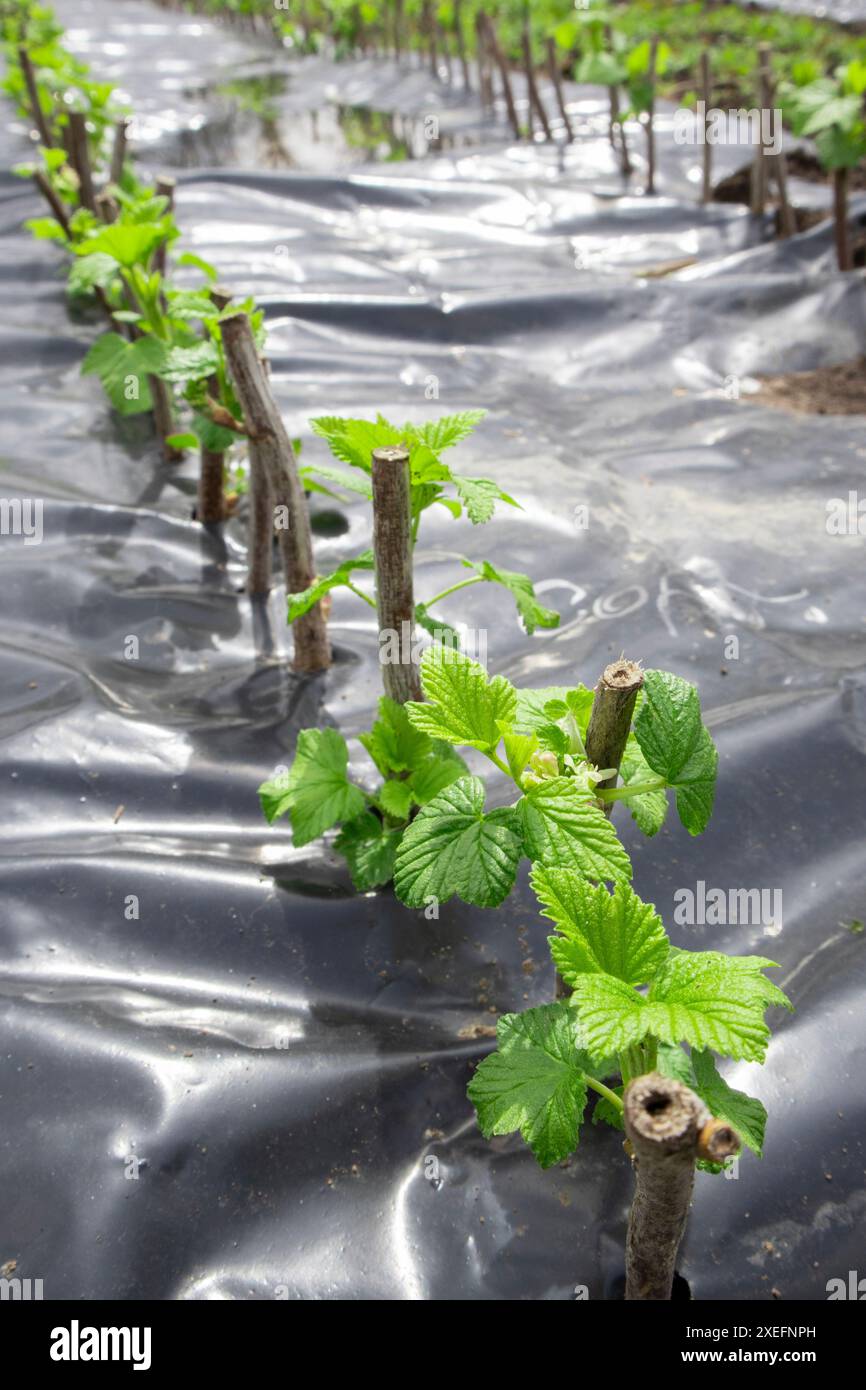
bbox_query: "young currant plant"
[285,410,560,643]
[260,643,709,904]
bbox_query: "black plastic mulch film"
[1,0,864,1302]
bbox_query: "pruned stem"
[372,446,422,704]
[585,658,644,802]
[546,37,574,142]
[197,285,233,526]
[19,47,54,148]
[522,27,552,141]
[110,118,129,187]
[624,1073,739,1300]
[66,111,96,212]
[700,53,712,204]
[153,176,175,277]
[645,37,658,195]
[833,166,852,271]
[482,14,522,139]
[221,311,330,672]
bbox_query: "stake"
[645,36,658,195]
[522,26,553,141]
[221,311,331,673]
[66,111,96,212]
[624,1073,740,1301]
[585,658,644,799]
[757,46,795,239]
[476,12,493,112]
[372,446,421,704]
[153,175,175,277]
[833,167,852,271]
[33,169,70,235]
[482,15,521,140]
[604,25,631,175]
[700,52,712,203]
[454,0,470,88]
[546,37,574,142]
[110,118,129,187]
[197,286,233,526]
[750,49,768,218]
[18,46,54,147]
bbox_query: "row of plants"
[162,0,865,266]
[3,0,794,1298]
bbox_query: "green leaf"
[380,779,414,820]
[691,1049,767,1158]
[407,747,469,804]
[334,811,400,891]
[577,51,627,86]
[572,949,792,1065]
[157,341,220,384]
[75,222,166,268]
[257,728,365,846]
[513,686,591,734]
[310,415,404,473]
[414,409,487,452]
[519,778,632,885]
[634,670,718,835]
[67,251,117,294]
[533,869,669,987]
[452,476,516,525]
[175,251,218,280]
[467,1003,590,1168]
[591,1084,624,1131]
[414,602,461,650]
[165,432,198,450]
[24,217,68,242]
[405,645,516,751]
[359,696,432,776]
[461,558,559,634]
[191,410,235,453]
[394,775,521,909]
[501,728,539,785]
[299,463,372,499]
[286,551,374,621]
[165,289,222,321]
[81,332,167,416]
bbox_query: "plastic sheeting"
[1,0,865,1301]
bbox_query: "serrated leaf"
[165,432,198,450]
[514,686,591,734]
[572,949,791,1065]
[175,251,218,280]
[310,415,404,473]
[81,332,167,416]
[591,1085,624,1131]
[300,463,372,499]
[468,1003,591,1167]
[414,602,461,650]
[460,558,559,634]
[359,695,432,776]
[406,645,516,751]
[191,410,235,453]
[257,727,365,846]
[394,775,521,909]
[165,290,222,322]
[452,476,515,525]
[635,670,718,835]
[68,251,117,294]
[501,727,539,784]
[414,409,487,452]
[519,778,632,885]
[407,746,469,804]
[75,221,166,268]
[157,341,220,384]
[286,551,374,622]
[334,811,400,891]
[380,779,413,820]
[533,869,668,986]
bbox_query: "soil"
[749,357,866,415]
